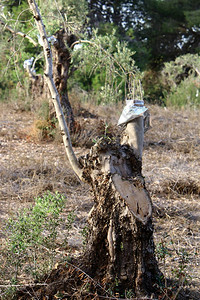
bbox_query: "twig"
[2,27,37,78]
[66,261,118,299]
[0,283,48,288]
[0,18,38,46]
[84,294,156,300]
[71,40,126,75]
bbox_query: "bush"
[142,69,165,105]
[161,54,200,107]
[165,76,200,107]
[70,29,141,104]
[0,191,75,294]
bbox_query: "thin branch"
[66,261,116,298]
[0,283,48,288]
[2,26,36,79]
[32,51,43,70]
[3,36,25,75]
[28,0,83,180]
[194,67,200,77]
[25,65,37,79]
[54,0,67,33]
[71,40,126,75]
[0,18,38,46]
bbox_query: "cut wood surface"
[112,173,152,224]
[79,138,159,295]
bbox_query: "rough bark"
[25,67,50,110]
[52,29,76,132]
[26,30,76,130]
[79,137,159,297]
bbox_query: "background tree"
[0,0,88,130]
[87,0,200,69]
[139,0,200,68]
[161,53,200,107]
[0,0,38,100]
[1,0,200,105]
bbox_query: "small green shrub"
[161,54,200,107]
[81,225,89,248]
[34,118,58,140]
[0,192,75,290]
[165,76,200,107]
[156,235,192,299]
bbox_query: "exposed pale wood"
[25,65,37,79]
[112,173,152,224]
[121,116,144,159]
[80,138,159,296]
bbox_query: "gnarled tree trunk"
[52,29,76,132]
[25,29,76,131]
[79,134,160,297]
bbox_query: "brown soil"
[0,103,199,299]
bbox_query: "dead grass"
[0,102,199,299]
[142,106,200,298]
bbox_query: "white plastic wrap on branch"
[118,99,148,126]
[37,34,57,46]
[23,57,34,69]
[47,36,57,45]
[119,99,149,160]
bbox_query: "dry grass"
[142,106,200,298]
[0,101,199,299]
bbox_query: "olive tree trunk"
[28,1,160,297]
[22,29,75,131]
[79,135,159,297]
[51,29,76,132]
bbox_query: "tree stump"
[79,135,160,297]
